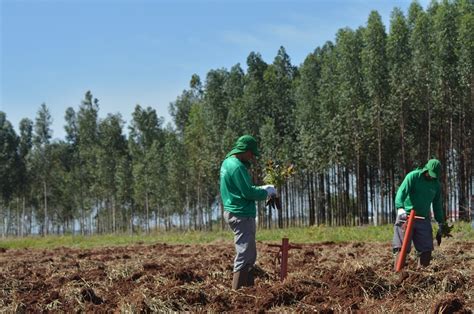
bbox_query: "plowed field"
[1,239,472,312]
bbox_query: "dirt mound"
[81,288,104,305]
[432,294,468,313]
[0,240,472,312]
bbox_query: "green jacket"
[220,156,267,217]
[395,168,444,223]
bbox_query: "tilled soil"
[0,238,472,312]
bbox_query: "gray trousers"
[224,211,257,272]
[392,211,434,253]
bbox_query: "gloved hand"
[436,226,442,246]
[260,185,277,197]
[395,208,407,229]
[436,223,453,246]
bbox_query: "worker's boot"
[418,251,431,268]
[232,266,248,290]
[247,266,255,287]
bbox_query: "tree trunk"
[427,101,432,160]
[145,191,149,234]
[219,197,225,231]
[400,99,406,172]
[130,199,134,235]
[277,184,283,229]
[326,171,331,226]
[43,180,48,236]
[308,172,315,226]
[21,197,26,237]
[356,152,362,225]
[318,173,325,225]
[1,202,5,238]
[377,108,383,226]
[112,196,116,233]
[345,168,350,226]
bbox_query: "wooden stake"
[268,237,301,281]
[280,237,289,281]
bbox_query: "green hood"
[423,159,441,179]
[225,135,260,158]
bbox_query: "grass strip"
[0,222,472,249]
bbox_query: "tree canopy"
[0,0,472,235]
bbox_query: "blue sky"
[1,0,428,140]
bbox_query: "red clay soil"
[0,238,472,312]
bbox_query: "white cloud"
[219,30,263,48]
[264,24,313,41]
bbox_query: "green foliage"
[263,160,295,188]
[1,1,472,235]
[0,112,19,202]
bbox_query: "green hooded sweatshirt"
[395,159,444,223]
[220,135,267,217]
[220,156,267,217]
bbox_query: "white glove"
[397,208,406,216]
[260,185,277,197]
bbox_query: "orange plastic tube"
[395,210,416,272]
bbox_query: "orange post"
[395,209,416,272]
[268,237,301,281]
[280,238,289,281]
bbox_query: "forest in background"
[0,0,472,236]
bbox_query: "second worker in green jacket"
[392,159,446,269]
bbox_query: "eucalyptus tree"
[223,64,248,159]
[407,1,424,30]
[65,107,78,144]
[262,46,298,163]
[241,52,268,137]
[318,42,343,225]
[165,74,205,228]
[201,68,236,229]
[162,127,188,229]
[129,105,164,233]
[64,107,82,233]
[320,40,352,226]
[455,0,474,220]
[184,104,214,229]
[409,6,436,163]
[334,27,368,225]
[169,75,202,137]
[362,11,389,225]
[17,118,33,235]
[47,140,75,233]
[295,48,323,169]
[238,53,271,229]
[76,91,100,234]
[32,103,53,235]
[318,42,339,166]
[0,112,19,236]
[202,69,230,170]
[147,138,166,230]
[432,1,460,218]
[262,47,297,226]
[97,113,127,233]
[295,47,327,225]
[387,8,412,174]
[115,149,134,233]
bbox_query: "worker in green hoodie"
[220,135,276,290]
[392,159,448,268]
